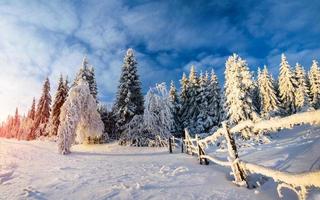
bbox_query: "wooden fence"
[168,110,320,200]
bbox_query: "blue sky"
[0,0,320,119]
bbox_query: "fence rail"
[169,110,320,200]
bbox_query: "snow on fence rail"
[169,110,320,200]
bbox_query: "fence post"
[181,138,184,153]
[169,137,173,153]
[193,134,198,156]
[198,143,209,165]
[222,122,247,186]
[184,129,189,154]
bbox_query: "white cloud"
[0,0,319,121]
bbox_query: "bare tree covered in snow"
[57,80,104,155]
[144,83,172,139]
[119,83,172,147]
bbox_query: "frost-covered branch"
[231,110,320,134]
[200,155,230,167]
[240,161,320,188]
[198,128,224,147]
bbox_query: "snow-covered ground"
[1,125,320,200]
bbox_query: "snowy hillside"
[1,125,320,200]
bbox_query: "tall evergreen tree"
[27,97,36,120]
[33,77,51,137]
[196,73,207,132]
[278,54,297,114]
[257,66,281,118]
[64,76,70,94]
[47,75,68,136]
[13,108,20,138]
[309,60,320,109]
[186,66,201,134]
[224,54,258,125]
[168,81,181,137]
[114,48,144,138]
[14,107,20,127]
[179,72,189,134]
[252,74,261,114]
[74,56,98,101]
[208,70,223,127]
[294,63,310,112]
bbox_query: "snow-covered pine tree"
[278,54,297,115]
[224,54,258,126]
[73,56,98,101]
[252,73,261,114]
[32,77,51,137]
[88,66,98,101]
[196,71,222,133]
[309,60,320,109]
[27,97,36,120]
[186,66,201,134]
[294,63,310,112]
[47,75,68,137]
[168,81,181,137]
[57,79,104,155]
[114,48,144,138]
[64,76,70,95]
[257,66,281,118]
[179,72,189,135]
[207,70,223,129]
[13,108,20,137]
[196,72,208,133]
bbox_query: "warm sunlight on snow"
[1,1,320,200]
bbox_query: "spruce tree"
[186,66,201,134]
[224,54,258,125]
[74,56,98,101]
[252,74,261,114]
[208,70,223,127]
[47,75,68,136]
[64,77,70,94]
[14,108,19,125]
[258,66,280,118]
[33,77,51,137]
[196,72,208,133]
[14,108,20,135]
[294,63,310,112]
[278,54,297,115]
[168,81,181,137]
[114,48,144,138]
[27,97,36,120]
[309,60,320,109]
[179,72,189,134]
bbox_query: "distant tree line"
[0,50,320,149]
